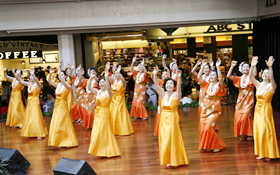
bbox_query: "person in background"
[43,90,56,113]
[146,78,157,106]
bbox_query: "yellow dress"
[158,93,189,166]
[48,84,78,147]
[254,85,280,159]
[110,80,134,135]
[6,78,25,127]
[20,84,48,137]
[88,90,121,157]
[67,78,74,112]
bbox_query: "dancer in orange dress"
[4,66,25,128]
[227,60,256,141]
[130,57,149,120]
[83,67,98,129]
[87,64,121,157]
[70,65,87,122]
[153,66,189,167]
[197,59,226,152]
[192,59,218,130]
[249,56,279,161]
[153,68,170,136]
[15,68,48,139]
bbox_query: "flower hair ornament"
[169,62,175,70]
[238,61,245,74]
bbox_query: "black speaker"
[53,157,97,175]
[0,148,30,170]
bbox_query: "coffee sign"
[0,50,42,59]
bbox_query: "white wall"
[0,0,258,36]
[257,0,280,17]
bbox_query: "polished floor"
[1,104,280,175]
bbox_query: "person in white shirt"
[146,78,157,106]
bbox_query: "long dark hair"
[162,78,176,91]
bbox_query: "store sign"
[266,0,277,7]
[205,23,253,33]
[0,50,42,59]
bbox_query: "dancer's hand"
[176,69,182,77]
[132,56,136,63]
[116,65,121,73]
[251,56,258,66]
[196,59,203,65]
[202,59,208,66]
[30,68,35,75]
[162,54,167,60]
[209,59,214,67]
[216,58,221,67]
[141,58,145,65]
[81,68,84,76]
[16,67,21,75]
[3,65,7,72]
[153,66,159,75]
[265,56,274,68]
[60,62,63,68]
[71,64,75,70]
[172,58,177,63]
[231,60,238,67]
[49,67,54,74]
[12,67,15,74]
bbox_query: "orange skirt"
[130,99,148,119]
[198,107,219,130]
[83,110,94,128]
[154,111,160,136]
[234,111,253,137]
[70,103,81,121]
[199,122,226,150]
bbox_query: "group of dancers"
[4,54,279,168]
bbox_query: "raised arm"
[191,59,202,77]
[227,60,237,81]
[105,74,113,99]
[162,54,168,70]
[140,58,147,74]
[30,68,42,89]
[216,58,224,90]
[130,56,136,73]
[59,72,72,90]
[266,56,277,93]
[87,74,99,95]
[14,68,29,87]
[197,59,207,84]
[209,59,215,70]
[176,69,182,100]
[69,63,75,81]
[3,66,14,81]
[47,68,58,88]
[152,66,164,99]
[249,56,260,87]
[116,65,127,87]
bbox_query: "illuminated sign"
[0,50,42,59]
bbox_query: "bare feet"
[256,157,262,160]
[37,137,42,140]
[213,149,220,153]
[240,136,248,141]
[265,158,271,161]
[246,136,254,141]
[166,164,171,167]
[142,117,149,121]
